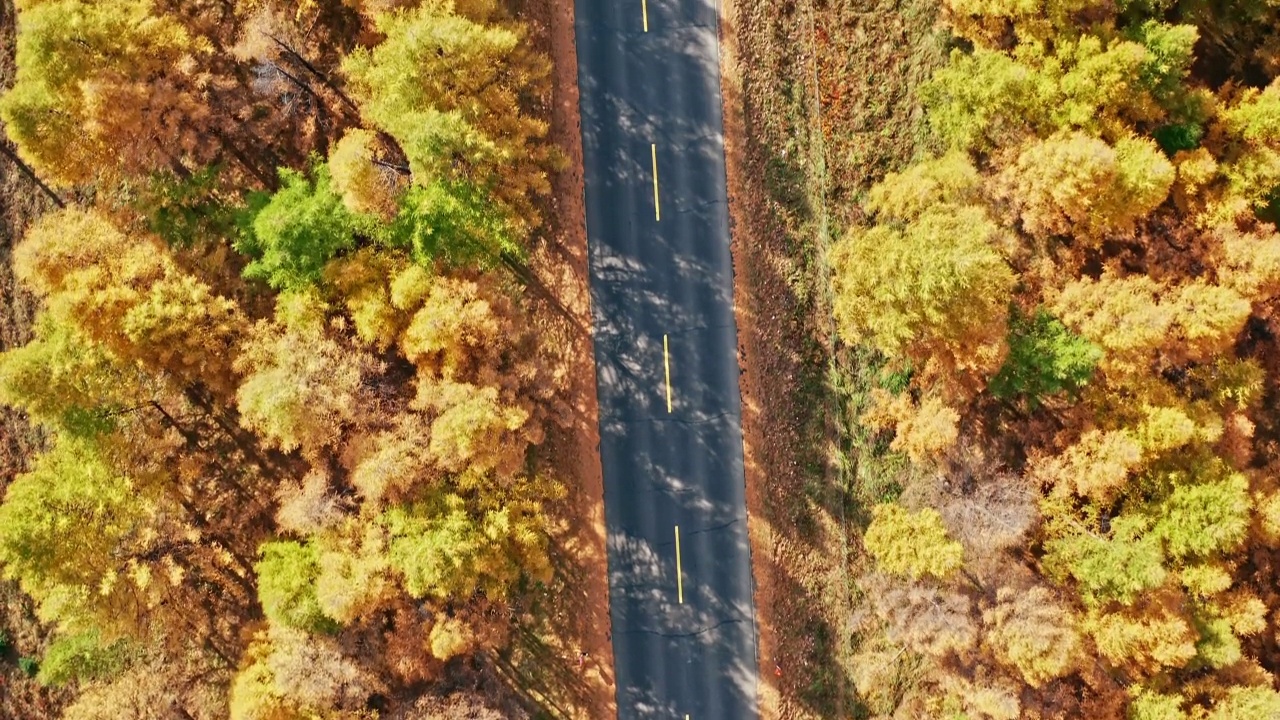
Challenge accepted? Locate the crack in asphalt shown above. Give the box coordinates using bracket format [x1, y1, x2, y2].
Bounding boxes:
[613, 516, 747, 541]
[684, 517, 742, 536]
[619, 617, 747, 639]
[602, 410, 735, 427]
[575, 21, 722, 35]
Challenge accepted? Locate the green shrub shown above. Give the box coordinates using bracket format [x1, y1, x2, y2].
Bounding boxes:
[36, 630, 134, 687]
[990, 307, 1101, 406]
[18, 656, 39, 677]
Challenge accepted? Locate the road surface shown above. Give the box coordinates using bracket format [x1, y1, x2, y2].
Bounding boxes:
[573, 0, 760, 717]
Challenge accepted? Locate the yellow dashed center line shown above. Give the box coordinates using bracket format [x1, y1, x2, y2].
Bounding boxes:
[664, 333, 672, 413]
[642, 0, 649, 31]
[675, 525, 684, 604]
[651, 143, 661, 222]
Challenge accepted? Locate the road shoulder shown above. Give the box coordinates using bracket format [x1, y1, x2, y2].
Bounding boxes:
[716, 0, 784, 716]
[503, 0, 617, 716]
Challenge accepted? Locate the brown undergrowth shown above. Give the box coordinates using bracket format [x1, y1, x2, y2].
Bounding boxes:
[718, 0, 947, 717]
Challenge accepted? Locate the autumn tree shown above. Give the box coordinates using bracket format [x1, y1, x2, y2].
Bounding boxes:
[341, 0, 558, 238]
[837, 0, 1280, 713]
[328, 129, 403, 218]
[234, 314, 382, 458]
[863, 504, 965, 580]
[0, 0, 576, 715]
[0, 0, 215, 185]
[995, 132, 1175, 241]
[229, 626, 383, 720]
[830, 205, 1015, 391]
[61, 653, 228, 720]
[982, 586, 1080, 686]
[14, 208, 247, 397]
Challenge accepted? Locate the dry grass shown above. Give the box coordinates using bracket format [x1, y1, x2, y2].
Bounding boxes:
[718, 0, 947, 717]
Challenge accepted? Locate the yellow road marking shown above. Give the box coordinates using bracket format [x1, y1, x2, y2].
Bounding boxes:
[651, 143, 661, 221]
[642, 0, 649, 31]
[675, 525, 684, 604]
[664, 334, 672, 413]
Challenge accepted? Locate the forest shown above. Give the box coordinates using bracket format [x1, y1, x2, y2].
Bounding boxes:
[0, 0, 573, 717]
[828, 0, 1280, 717]
[7, 0, 1280, 716]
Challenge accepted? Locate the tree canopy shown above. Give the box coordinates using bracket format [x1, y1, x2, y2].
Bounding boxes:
[0, 0, 567, 716]
[834, 0, 1280, 714]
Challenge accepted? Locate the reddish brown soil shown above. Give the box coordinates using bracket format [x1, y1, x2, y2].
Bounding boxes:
[500, 0, 617, 717]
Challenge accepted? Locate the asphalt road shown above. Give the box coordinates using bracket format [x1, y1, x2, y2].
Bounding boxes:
[573, 1, 760, 718]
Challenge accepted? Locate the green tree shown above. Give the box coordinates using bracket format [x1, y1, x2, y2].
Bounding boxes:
[1129, 689, 1188, 720]
[1200, 685, 1280, 720]
[1217, 79, 1280, 211]
[1043, 514, 1167, 605]
[922, 48, 1051, 152]
[383, 487, 553, 601]
[255, 541, 338, 634]
[237, 165, 367, 292]
[0, 318, 140, 437]
[386, 180, 519, 268]
[1148, 469, 1250, 560]
[923, 28, 1197, 152]
[0, 436, 156, 633]
[36, 630, 135, 687]
[989, 307, 1101, 405]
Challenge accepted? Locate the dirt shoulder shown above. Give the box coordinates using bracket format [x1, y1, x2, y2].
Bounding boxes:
[718, 0, 946, 717]
[497, 0, 617, 717]
[717, 1, 835, 715]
